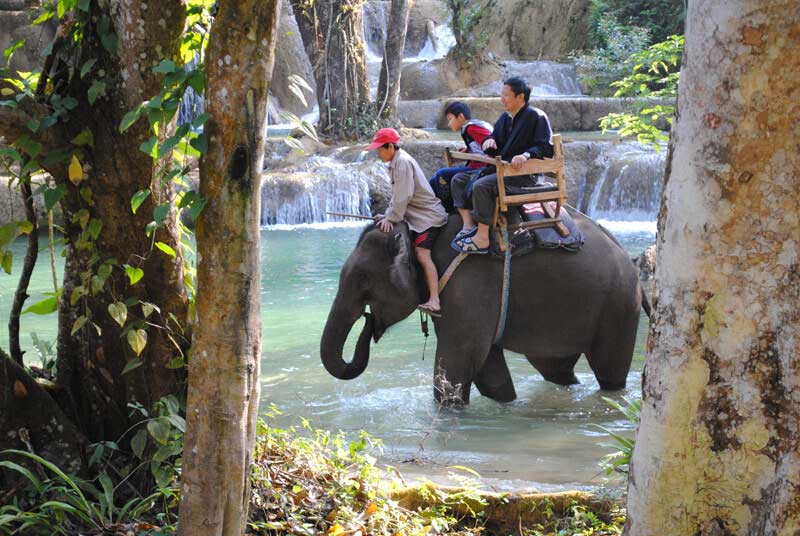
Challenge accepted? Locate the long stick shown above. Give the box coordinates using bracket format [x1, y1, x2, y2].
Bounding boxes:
[326, 211, 376, 221]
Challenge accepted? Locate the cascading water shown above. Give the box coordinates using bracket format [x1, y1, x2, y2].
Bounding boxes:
[583, 143, 666, 221]
[261, 156, 387, 226]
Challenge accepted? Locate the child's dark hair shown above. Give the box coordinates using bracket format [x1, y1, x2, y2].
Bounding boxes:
[444, 101, 472, 120]
[382, 142, 400, 150]
[503, 77, 531, 103]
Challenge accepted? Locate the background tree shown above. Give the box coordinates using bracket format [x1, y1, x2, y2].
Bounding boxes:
[0, 0, 198, 445]
[445, 0, 493, 66]
[375, 0, 411, 122]
[626, 1, 799, 534]
[178, 0, 280, 533]
[589, 0, 686, 46]
[289, 0, 372, 139]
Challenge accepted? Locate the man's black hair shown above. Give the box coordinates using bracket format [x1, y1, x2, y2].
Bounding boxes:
[444, 101, 472, 120]
[381, 142, 400, 150]
[503, 77, 531, 103]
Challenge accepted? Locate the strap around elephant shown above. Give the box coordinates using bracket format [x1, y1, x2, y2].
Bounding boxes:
[438, 252, 468, 294]
[493, 226, 512, 344]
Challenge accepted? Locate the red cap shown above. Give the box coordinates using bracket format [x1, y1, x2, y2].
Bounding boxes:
[367, 128, 401, 150]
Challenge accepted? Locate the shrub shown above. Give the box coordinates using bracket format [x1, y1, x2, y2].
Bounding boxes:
[590, 0, 686, 46]
[572, 15, 651, 96]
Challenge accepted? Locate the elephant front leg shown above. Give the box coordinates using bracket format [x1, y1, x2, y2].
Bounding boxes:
[474, 345, 516, 402]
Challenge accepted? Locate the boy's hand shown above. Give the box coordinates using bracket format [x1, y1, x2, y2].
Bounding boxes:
[378, 217, 394, 233]
[482, 139, 497, 151]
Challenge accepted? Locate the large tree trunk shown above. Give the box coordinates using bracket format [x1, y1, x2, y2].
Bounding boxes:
[625, 2, 800, 535]
[289, 0, 371, 138]
[376, 0, 411, 121]
[0, 2, 190, 443]
[178, 1, 280, 534]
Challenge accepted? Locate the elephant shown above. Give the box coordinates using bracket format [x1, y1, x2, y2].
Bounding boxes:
[320, 209, 646, 404]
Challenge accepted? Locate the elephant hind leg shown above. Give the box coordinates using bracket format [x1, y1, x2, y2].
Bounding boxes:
[525, 353, 581, 386]
[586, 325, 635, 390]
[474, 346, 517, 402]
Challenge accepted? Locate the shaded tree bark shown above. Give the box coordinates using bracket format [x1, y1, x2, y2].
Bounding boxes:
[0, 2, 190, 443]
[625, 1, 800, 534]
[289, 0, 371, 138]
[8, 180, 37, 366]
[376, 0, 411, 121]
[178, 1, 280, 534]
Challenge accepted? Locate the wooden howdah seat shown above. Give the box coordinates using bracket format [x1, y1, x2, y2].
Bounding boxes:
[444, 133, 569, 251]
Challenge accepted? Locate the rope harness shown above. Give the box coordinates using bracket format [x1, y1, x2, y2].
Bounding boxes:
[419, 238, 512, 350]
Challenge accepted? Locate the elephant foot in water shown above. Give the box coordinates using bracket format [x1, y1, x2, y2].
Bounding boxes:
[433, 346, 518, 404]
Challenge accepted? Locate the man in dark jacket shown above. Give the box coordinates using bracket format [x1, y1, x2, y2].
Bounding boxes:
[450, 77, 554, 254]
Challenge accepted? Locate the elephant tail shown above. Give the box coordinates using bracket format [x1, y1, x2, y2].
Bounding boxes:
[640, 285, 652, 318]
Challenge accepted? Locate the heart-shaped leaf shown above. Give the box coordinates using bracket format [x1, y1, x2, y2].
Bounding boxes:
[108, 302, 127, 327]
[127, 328, 147, 356]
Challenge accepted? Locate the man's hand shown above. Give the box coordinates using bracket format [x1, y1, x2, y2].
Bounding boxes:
[378, 217, 394, 233]
[511, 154, 528, 170]
[482, 138, 497, 151]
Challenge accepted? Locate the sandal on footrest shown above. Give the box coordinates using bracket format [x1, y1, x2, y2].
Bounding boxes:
[451, 235, 489, 255]
[454, 227, 477, 241]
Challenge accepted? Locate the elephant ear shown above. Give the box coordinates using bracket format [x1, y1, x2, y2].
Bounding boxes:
[388, 231, 412, 289]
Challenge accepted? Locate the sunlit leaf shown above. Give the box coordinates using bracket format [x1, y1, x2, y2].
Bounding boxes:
[127, 328, 147, 356]
[22, 296, 57, 315]
[155, 241, 176, 258]
[131, 189, 150, 214]
[124, 264, 144, 285]
[71, 315, 87, 336]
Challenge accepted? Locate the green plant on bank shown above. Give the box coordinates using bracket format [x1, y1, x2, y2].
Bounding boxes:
[589, 0, 686, 46]
[529, 500, 625, 536]
[593, 396, 641, 476]
[0, 395, 185, 535]
[445, 0, 495, 66]
[598, 34, 683, 150]
[572, 15, 651, 97]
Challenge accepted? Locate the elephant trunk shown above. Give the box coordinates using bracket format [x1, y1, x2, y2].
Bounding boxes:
[320, 309, 373, 380]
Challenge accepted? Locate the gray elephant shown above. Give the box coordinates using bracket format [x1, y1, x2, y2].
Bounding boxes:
[320, 210, 646, 404]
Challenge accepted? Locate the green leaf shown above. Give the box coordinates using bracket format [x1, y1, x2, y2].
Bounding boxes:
[80, 58, 96, 78]
[77, 0, 90, 11]
[18, 221, 33, 234]
[22, 296, 58, 315]
[119, 107, 142, 133]
[122, 358, 143, 375]
[87, 218, 102, 240]
[87, 80, 106, 105]
[42, 148, 69, 166]
[127, 328, 147, 356]
[1, 251, 12, 274]
[71, 315, 87, 335]
[189, 132, 208, 155]
[70, 285, 86, 305]
[168, 414, 186, 433]
[153, 60, 176, 74]
[130, 189, 150, 214]
[131, 429, 147, 459]
[154, 241, 176, 257]
[124, 264, 144, 285]
[153, 203, 170, 226]
[141, 302, 158, 318]
[3, 39, 24, 61]
[61, 96, 78, 111]
[191, 112, 209, 129]
[139, 136, 158, 159]
[108, 301, 127, 327]
[146, 417, 170, 445]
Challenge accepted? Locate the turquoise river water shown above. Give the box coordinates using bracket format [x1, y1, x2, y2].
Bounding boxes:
[0, 221, 655, 492]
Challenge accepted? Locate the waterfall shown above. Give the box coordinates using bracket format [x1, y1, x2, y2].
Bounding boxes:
[261, 156, 386, 226]
[583, 143, 666, 221]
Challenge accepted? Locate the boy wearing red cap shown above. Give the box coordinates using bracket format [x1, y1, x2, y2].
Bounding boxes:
[369, 128, 447, 316]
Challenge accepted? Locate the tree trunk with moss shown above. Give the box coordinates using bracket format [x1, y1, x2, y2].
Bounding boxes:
[289, 0, 371, 138]
[0, 3, 189, 444]
[177, 1, 279, 534]
[625, 1, 800, 534]
[376, 0, 410, 122]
